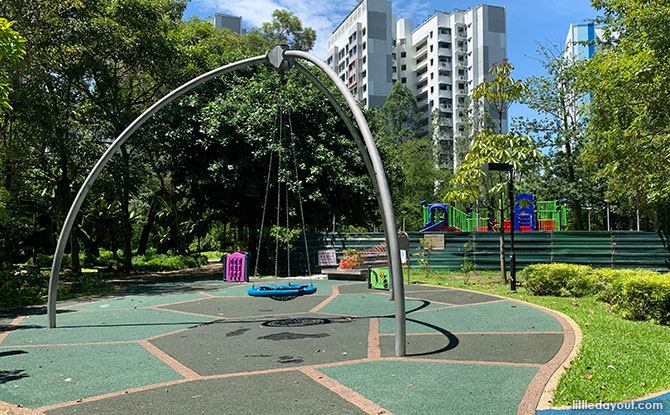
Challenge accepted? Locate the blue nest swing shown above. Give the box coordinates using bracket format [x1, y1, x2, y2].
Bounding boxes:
[248, 284, 317, 301]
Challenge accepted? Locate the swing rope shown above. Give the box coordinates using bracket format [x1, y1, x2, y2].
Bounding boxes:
[248, 72, 316, 300]
[287, 112, 312, 278]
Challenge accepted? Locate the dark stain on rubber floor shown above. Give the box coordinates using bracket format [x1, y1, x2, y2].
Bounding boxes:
[258, 332, 330, 341]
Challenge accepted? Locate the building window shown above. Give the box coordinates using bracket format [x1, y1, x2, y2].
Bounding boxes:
[362, 27, 366, 36]
[400, 39, 406, 45]
[392, 67, 396, 73]
[401, 64, 406, 71]
[392, 52, 396, 60]
[363, 84, 367, 92]
[400, 52, 406, 58]
[361, 70, 367, 79]
[430, 59, 433, 66]
[430, 86, 434, 93]
[362, 42, 366, 50]
[430, 45, 433, 52]
[430, 73, 434, 79]
[430, 31, 433, 38]
[362, 56, 366, 64]
[401, 77, 406, 83]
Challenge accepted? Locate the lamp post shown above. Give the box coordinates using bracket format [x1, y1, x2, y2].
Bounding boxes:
[401, 210, 407, 232]
[605, 199, 610, 231]
[482, 162, 516, 293]
[586, 206, 592, 231]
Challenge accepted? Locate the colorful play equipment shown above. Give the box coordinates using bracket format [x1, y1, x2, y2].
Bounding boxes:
[223, 252, 249, 282]
[370, 268, 390, 290]
[248, 284, 317, 301]
[420, 195, 567, 232]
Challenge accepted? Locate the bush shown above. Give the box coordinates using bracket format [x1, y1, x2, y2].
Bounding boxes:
[521, 263, 596, 297]
[616, 271, 670, 324]
[522, 263, 670, 326]
[132, 254, 208, 272]
[0, 268, 48, 309]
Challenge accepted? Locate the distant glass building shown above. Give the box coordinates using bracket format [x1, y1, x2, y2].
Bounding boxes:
[565, 23, 602, 60]
[209, 13, 245, 35]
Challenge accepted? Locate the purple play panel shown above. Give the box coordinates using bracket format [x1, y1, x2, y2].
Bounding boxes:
[224, 252, 248, 282]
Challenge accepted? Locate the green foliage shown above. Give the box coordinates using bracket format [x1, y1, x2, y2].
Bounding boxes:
[381, 82, 423, 141]
[0, 268, 46, 309]
[521, 263, 596, 297]
[258, 9, 316, 51]
[581, 0, 670, 223]
[472, 59, 525, 133]
[615, 271, 670, 324]
[132, 253, 208, 272]
[522, 263, 670, 325]
[0, 17, 25, 112]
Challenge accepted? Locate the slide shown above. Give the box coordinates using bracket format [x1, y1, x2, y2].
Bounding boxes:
[420, 220, 448, 232]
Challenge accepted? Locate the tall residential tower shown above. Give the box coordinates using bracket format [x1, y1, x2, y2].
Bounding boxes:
[327, 2, 507, 169]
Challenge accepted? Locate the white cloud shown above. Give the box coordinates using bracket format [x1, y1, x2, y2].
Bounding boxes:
[202, 0, 360, 59]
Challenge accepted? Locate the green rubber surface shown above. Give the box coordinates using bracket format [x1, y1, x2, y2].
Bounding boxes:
[158, 295, 330, 318]
[404, 288, 503, 305]
[149, 313, 369, 376]
[379, 332, 564, 364]
[318, 360, 538, 415]
[70, 292, 210, 311]
[0, 343, 182, 408]
[316, 292, 444, 317]
[2, 309, 214, 345]
[378, 300, 563, 334]
[44, 371, 365, 415]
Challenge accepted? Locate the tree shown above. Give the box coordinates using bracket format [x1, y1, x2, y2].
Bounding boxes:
[580, 0, 670, 231]
[0, 18, 25, 112]
[445, 61, 543, 282]
[519, 43, 599, 230]
[259, 9, 316, 52]
[381, 82, 423, 142]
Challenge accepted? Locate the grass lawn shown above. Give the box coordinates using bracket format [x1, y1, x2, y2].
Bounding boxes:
[411, 270, 670, 405]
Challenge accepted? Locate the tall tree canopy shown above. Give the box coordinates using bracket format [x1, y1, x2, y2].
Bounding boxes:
[581, 0, 670, 228]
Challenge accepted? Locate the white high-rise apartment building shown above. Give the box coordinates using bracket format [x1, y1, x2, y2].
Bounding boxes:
[328, 2, 507, 169]
[394, 6, 507, 168]
[327, 0, 394, 107]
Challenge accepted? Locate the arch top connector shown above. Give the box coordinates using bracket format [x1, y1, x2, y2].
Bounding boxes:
[267, 45, 295, 72]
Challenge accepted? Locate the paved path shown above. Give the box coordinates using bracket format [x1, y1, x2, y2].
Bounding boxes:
[0, 277, 578, 415]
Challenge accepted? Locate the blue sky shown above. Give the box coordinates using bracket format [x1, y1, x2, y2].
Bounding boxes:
[183, 0, 600, 120]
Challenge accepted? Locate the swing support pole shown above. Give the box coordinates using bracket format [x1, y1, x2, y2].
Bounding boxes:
[47, 46, 406, 357]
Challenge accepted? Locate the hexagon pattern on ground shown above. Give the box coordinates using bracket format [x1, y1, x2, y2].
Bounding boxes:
[378, 299, 563, 334]
[318, 360, 539, 415]
[43, 371, 366, 415]
[149, 313, 369, 376]
[1, 308, 215, 345]
[0, 279, 572, 414]
[0, 343, 183, 408]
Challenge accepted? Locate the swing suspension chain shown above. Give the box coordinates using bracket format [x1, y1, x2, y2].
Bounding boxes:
[253, 99, 281, 280]
[274, 108, 283, 280]
[287, 113, 312, 278]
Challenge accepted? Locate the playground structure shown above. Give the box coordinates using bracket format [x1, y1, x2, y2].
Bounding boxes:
[46, 46, 407, 357]
[420, 194, 568, 233]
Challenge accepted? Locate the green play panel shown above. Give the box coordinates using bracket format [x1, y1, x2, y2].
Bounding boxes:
[149, 313, 369, 376]
[378, 300, 563, 334]
[315, 292, 444, 317]
[44, 371, 366, 415]
[0, 343, 182, 408]
[318, 360, 538, 415]
[157, 295, 330, 318]
[379, 332, 564, 364]
[1, 309, 215, 345]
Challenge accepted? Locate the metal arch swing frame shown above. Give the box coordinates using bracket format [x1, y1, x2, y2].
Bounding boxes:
[46, 45, 406, 357]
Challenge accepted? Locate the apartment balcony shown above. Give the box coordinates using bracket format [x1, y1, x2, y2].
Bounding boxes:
[415, 73, 428, 88]
[438, 32, 451, 42]
[416, 89, 428, 101]
[438, 89, 453, 98]
[439, 74, 452, 83]
[415, 61, 428, 77]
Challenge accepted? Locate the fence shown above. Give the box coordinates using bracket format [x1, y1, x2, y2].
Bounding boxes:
[279, 231, 670, 274]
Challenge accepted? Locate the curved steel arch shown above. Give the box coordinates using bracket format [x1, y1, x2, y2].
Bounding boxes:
[47, 46, 405, 356]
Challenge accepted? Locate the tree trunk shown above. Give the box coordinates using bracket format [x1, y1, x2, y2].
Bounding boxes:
[564, 122, 584, 230]
[137, 195, 158, 255]
[119, 146, 132, 275]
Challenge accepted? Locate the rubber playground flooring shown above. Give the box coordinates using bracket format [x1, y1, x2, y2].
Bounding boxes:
[0, 278, 578, 415]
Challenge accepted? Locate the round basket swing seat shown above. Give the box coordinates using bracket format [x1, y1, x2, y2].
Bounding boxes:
[248, 284, 317, 301]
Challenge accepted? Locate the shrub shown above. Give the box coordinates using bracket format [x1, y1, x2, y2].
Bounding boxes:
[338, 249, 364, 270]
[0, 268, 48, 309]
[521, 263, 596, 297]
[616, 271, 670, 324]
[132, 254, 208, 272]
